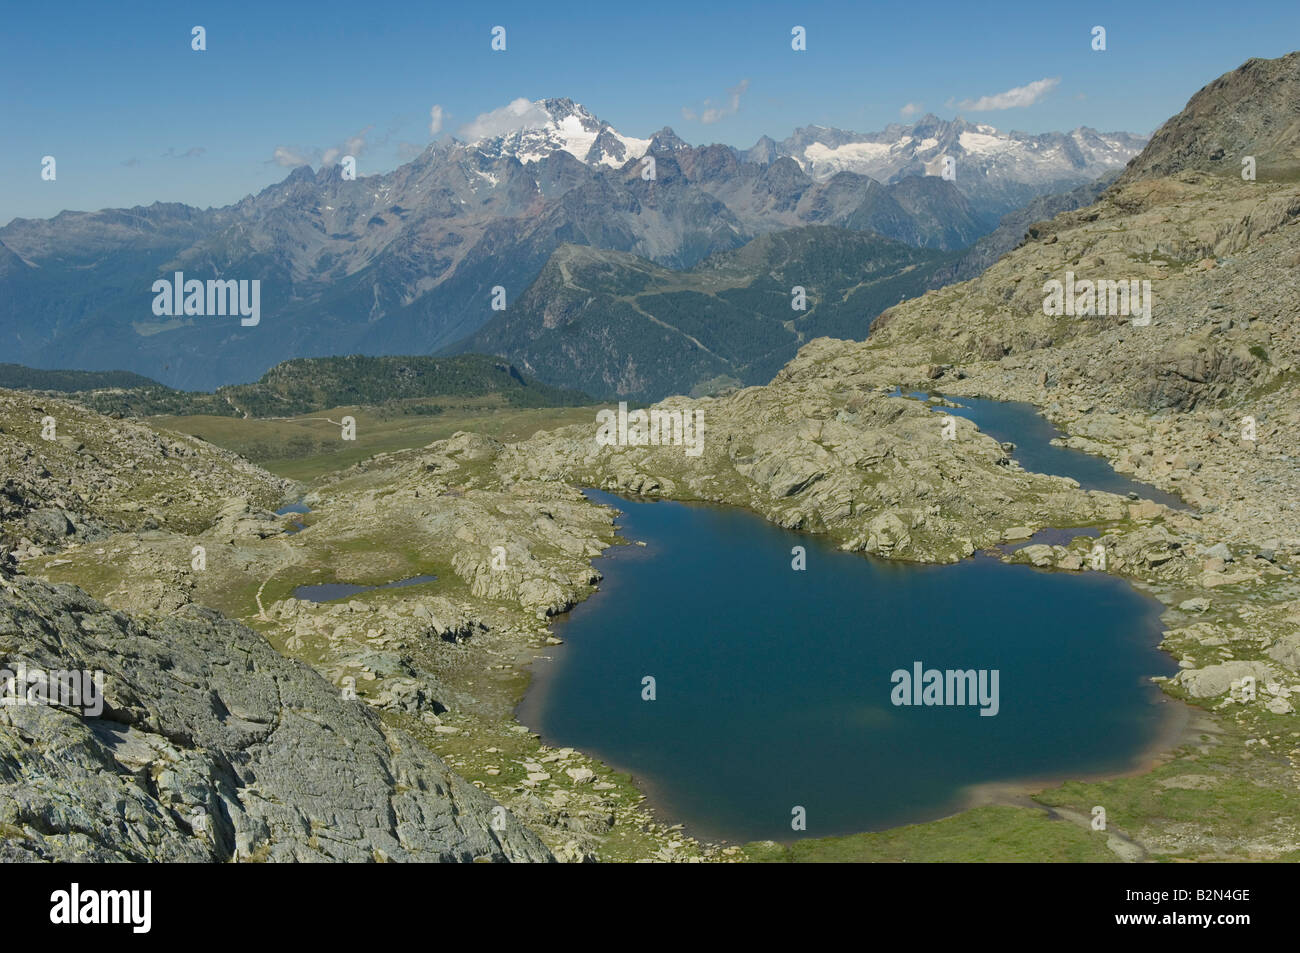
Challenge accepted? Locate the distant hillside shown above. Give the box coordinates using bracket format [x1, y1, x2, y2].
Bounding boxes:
[927, 173, 1119, 287]
[1118, 51, 1300, 183]
[0, 354, 591, 419]
[447, 226, 955, 401]
[217, 354, 593, 418]
[0, 363, 164, 392]
[0, 364, 234, 417]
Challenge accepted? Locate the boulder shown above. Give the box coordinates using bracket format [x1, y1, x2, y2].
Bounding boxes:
[1177, 661, 1274, 699]
[867, 511, 910, 554]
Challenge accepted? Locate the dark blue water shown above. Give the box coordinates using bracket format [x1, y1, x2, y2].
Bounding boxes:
[893, 390, 1187, 509]
[276, 500, 311, 535]
[520, 490, 1175, 843]
[293, 575, 437, 602]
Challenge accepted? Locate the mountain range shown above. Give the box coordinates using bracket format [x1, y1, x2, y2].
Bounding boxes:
[0, 100, 1145, 391]
[450, 226, 954, 400]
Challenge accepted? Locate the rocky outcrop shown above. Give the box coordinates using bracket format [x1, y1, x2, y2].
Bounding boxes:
[497, 389, 1119, 565]
[1118, 51, 1300, 183]
[0, 571, 551, 862]
[0, 387, 291, 555]
[1175, 660, 1276, 699]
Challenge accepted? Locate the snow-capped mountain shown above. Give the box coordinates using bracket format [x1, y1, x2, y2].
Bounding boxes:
[466, 101, 1143, 219]
[471, 98, 650, 168]
[776, 114, 1144, 184]
[0, 98, 1147, 390]
[469, 100, 1142, 191]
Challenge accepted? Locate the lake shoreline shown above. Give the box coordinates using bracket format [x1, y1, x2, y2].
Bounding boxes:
[516, 488, 1186, 848]
[956, 689, 1199, 815]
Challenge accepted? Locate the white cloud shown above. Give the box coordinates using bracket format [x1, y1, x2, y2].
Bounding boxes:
[682, 79, 750, 124]
[272, 145, 312, 167]
[322, 127, 371, 166]
[900, 102, 923, 119]
[429, 104, 444, 136]
[953, 77, 1060, 111]
[458, 98, 549, 140]
[273, 126, 373, 168]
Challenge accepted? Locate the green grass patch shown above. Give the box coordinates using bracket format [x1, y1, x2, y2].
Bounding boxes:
[745, 805, 1119, 862]
[153, 402, 604, 481]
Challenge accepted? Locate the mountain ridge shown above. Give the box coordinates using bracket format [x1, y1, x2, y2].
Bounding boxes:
[0, 100, 1145, 391]
[1117, 51, 1300, 184]
[0, 354, 591, 419]
[447, 225, 956, 400]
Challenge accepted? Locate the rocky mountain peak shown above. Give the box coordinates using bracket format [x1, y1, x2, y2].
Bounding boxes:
[470, 98, 651, 169]
[283, 164, 316, 184]
[1118, 50, 1300, 184]
[648, 126, 691, 152]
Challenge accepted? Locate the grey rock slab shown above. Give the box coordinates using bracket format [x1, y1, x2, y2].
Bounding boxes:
[0, 572, 552, 863]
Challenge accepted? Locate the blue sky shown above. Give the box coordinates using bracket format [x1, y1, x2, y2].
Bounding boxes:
[2, 0, 1297, 223]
